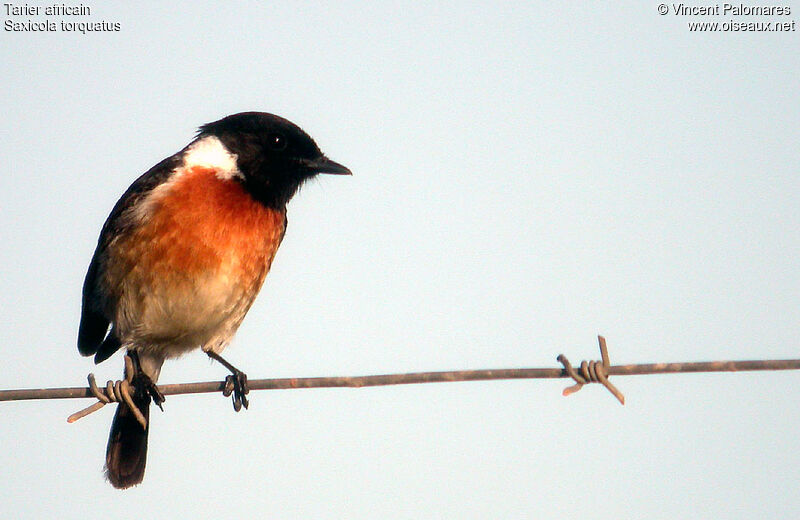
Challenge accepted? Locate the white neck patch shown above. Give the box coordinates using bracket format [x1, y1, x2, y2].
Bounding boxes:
[182, 136, 242, 180]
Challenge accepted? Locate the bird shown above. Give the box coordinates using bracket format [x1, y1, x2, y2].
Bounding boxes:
[77, 112, 350, 489]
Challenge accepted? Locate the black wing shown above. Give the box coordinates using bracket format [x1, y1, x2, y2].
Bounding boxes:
[77, 153, 183, 361]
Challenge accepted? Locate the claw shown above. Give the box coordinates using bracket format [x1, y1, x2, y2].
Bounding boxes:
[223, 377, 235, 397]
[149, 386, 166, 411]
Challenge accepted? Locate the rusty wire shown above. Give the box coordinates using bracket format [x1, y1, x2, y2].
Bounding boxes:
[0, 336, 798, 422]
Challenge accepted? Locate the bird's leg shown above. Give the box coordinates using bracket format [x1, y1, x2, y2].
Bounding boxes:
[127, 350, 165, 411]
[206, 351, 249, 411]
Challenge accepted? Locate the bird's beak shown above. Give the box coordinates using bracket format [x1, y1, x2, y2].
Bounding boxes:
[303, 156, 352, 176]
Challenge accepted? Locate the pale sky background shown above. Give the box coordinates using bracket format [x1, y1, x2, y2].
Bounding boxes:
[1, 2, 798, 518]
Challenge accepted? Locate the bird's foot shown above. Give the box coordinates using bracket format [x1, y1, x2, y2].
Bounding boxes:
[131, 370, 166, 411]
[127, 351, 165, 411]
[206, 351, 250, 412]
[223, 369, 249, 412]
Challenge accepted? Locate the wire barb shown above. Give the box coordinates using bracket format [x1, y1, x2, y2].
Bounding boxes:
[66, 355, 148, 428]
[557, 335, 625, 405]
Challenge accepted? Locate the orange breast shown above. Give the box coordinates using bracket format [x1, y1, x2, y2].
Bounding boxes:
[107, 166, 286, 305]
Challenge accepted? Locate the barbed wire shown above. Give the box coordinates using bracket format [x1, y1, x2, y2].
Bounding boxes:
[1, 336, 799, 425]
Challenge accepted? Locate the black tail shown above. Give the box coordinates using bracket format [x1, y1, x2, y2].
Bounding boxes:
[105, 389, 151, 489]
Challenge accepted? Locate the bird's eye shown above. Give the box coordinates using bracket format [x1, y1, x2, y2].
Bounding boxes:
[268, 133, 287, 151]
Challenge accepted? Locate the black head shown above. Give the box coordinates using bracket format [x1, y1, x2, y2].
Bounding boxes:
[197, 112, 350, 208]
